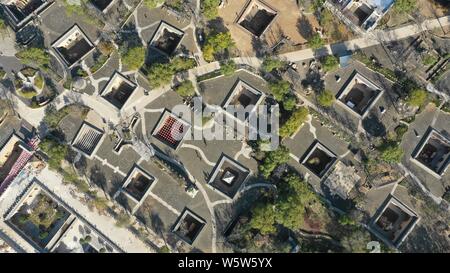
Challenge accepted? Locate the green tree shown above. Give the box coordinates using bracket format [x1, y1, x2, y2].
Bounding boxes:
[16, 48, 50, 69]
[201, 0, 221, 19]
[203, 32, 235, 62]
[393, 0, 416, 14]
[283, 94, 297, 111]
[262, 58, 285, 73]
[308, 33, 325, 50]
[143, 0, 164, 9]
[340, 228, 371, 253]
[220, 60, 236, 76]
[269, 80, 290, 101]
[321, 55, 339, 72]
[316, 90, 335, 107]
[249, 203, 277, 235]
[174, 80, 195, 97]
[146, 57, 196, 88]
[405, 88, 427, 107]
[259, 146, 291, 178]
[121, 46, 145, 70]
[39, 138, 69, 170]
[379, 142, 404, 164]
[279, 107, 309, 138]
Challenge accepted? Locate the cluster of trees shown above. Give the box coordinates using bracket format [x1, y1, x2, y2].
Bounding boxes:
[39, 137, 69, 170]
[259, 145, 291, 178]
[269, 80, 297, 111]
[146, 57, 196, 88]
[321, 55, 339, 73]
[405, 88, 427, 108]
[316, 89, 335, 108]
[220, 60, 237, 76]
[203, 31, 235, 62]
[279, 107, 309, 138]
[121, 46, 146, 71]
[261, 58, 286, 73]
[249, 173, 322, 234]
[16, 48, 50, 70]
[201, 0, 221, 20]
[393, 0, 416, 14]
[308, 34, 325, 50]
[174, 80, 195, 97]
[378, 141, 404, 164]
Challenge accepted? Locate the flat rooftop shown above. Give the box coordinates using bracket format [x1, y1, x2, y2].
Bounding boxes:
[237, 0, 278, 37]
[152, 110, 191, 150]
[369, 195, 419, 248]
[208, 154, 251, 199]
[149, 21, 184, 55]
[413, 128, 450, 177]
[172, 208, 206, 245]
[301, 141, 337, 179]
[100, 71, 137, 110]
[72, 122, 104, 158]
[337, 71, 383, 117]
[52, 24, 95, 68]
[2, 0, 50, 27]
[0, 133, 29, 185]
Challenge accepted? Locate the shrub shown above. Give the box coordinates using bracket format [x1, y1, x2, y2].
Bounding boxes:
[393, 0, 416, 14]
[308, 33, 325, 50]
[321, 55, 339, 72]
[316, 90, 335, 107]
[283, 94, 297, 111]
[279, 107, 309, 138]
[269, 80, 290, 101]
[379, 142, 404, 164]
[259, 145, 291, 178]
[174, 80, 195, 97]
[405, 88, 427, 107]
[262, 58, 285, 73]
[121, 46, 145, 70]
[202, 32, 234, 62]
[220, 60, 236, 76]
[201, 0, 221, 19]
[16, 48, 50, 69]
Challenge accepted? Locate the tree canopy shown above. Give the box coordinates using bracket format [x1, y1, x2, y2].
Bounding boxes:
[259, 145, 291, 178]
[203, 32, 235, 62]
[174, 80, 195, 97]
[393, 0, 417, 14]
[321, 55, 339, 72]
[405, 88, 427, 107]
[262, 58, 285, 73]
[16, 48, 50, 69]
[121, 46, 145, 70]
[316, 90, 335, 107]
[201, 0, 221, 19]
[379, 142, 404, 164]
[279, 107, 309, 138]
[308, 33, 325, 50]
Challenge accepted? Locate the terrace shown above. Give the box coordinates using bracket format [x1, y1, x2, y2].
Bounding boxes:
[149, 21, 185, 56]
[336, 72, 383, 117]
[412, 128, 450, 177]
[8, 186, 72, 251]
[301, 141, 337, 179]
[72, 122, 104, 158]
[172, 208, 206, 245]
[222, 80, 265, 121]
[208, 154, 251, 199]
[237, 0, 278, 38]
[52, 25, 95, 68]
[330, 0, 395, 32]
[369, 195, 419, 248]
[51, 218, 120, 253]
[100, 71, 137, 110]
[121, 166, 156, 203]
[152, 110, 191, 150]
[2, 0, 51, 29]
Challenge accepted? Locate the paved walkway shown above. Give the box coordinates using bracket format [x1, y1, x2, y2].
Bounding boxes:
[35, 167, 157, 253]
[280, 15, 450, 62]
